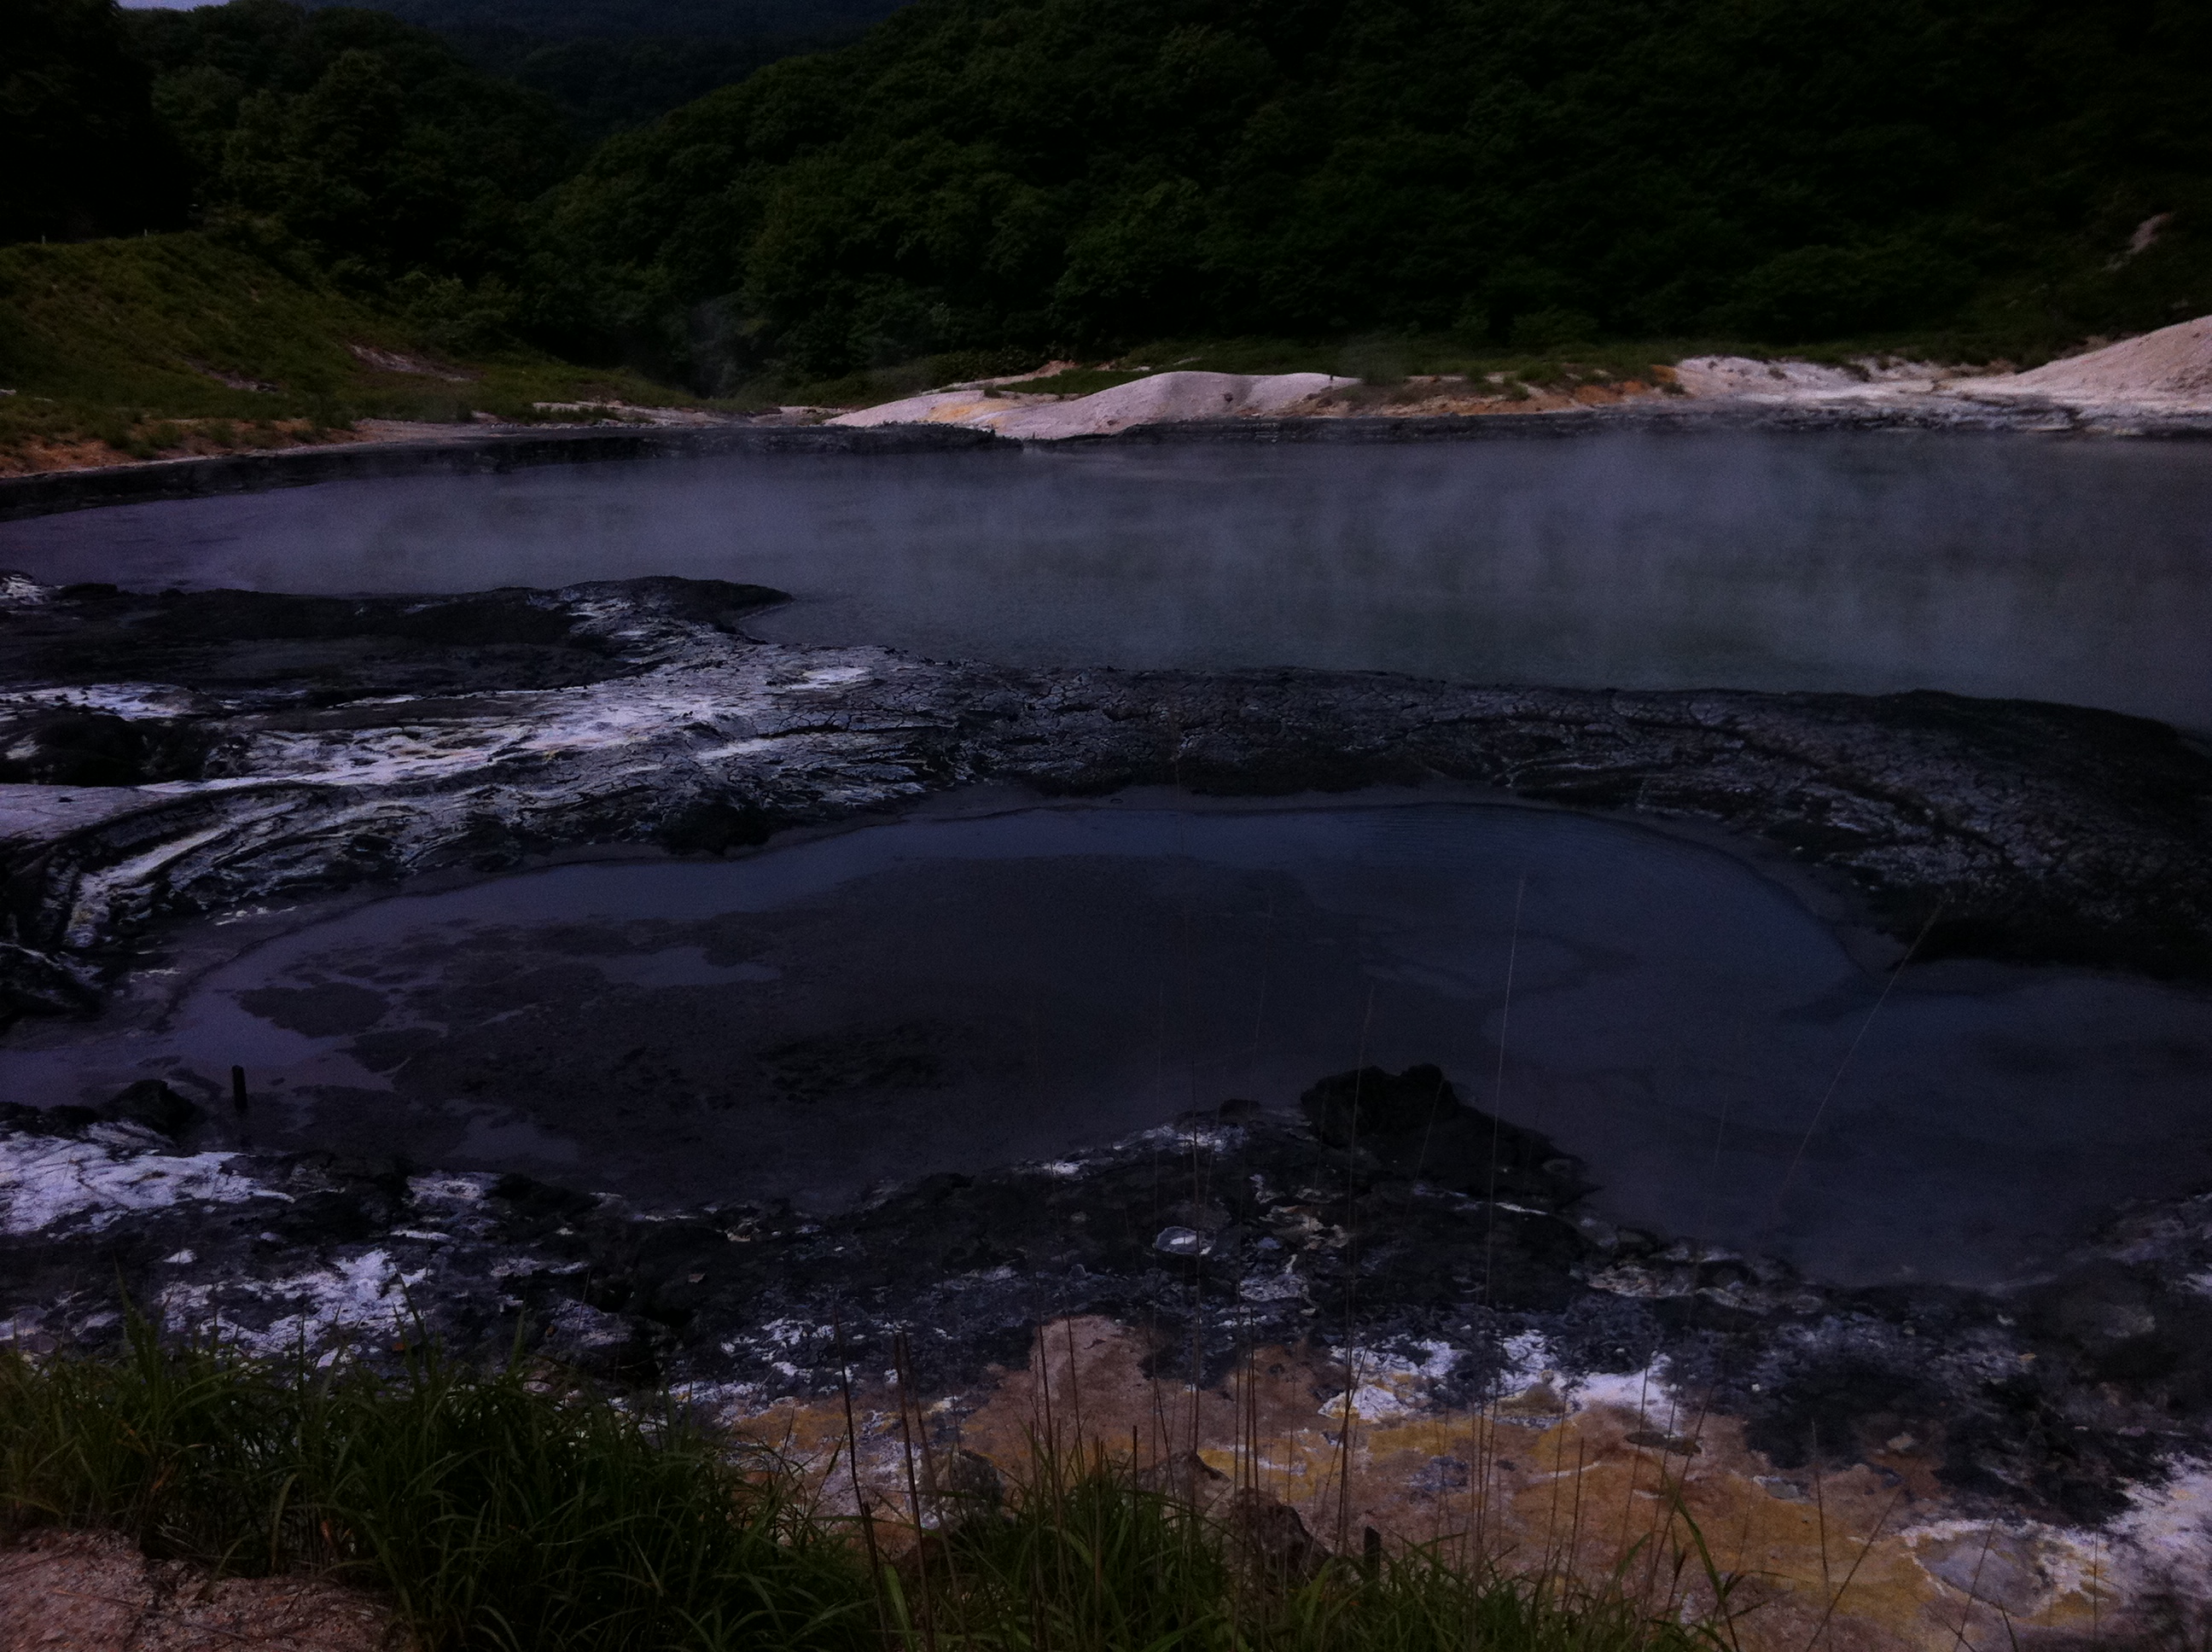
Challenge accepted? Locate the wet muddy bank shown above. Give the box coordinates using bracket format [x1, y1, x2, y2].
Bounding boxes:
[6, 1062, 2210, 1527]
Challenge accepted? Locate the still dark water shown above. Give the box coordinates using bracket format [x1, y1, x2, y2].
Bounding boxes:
[3, 432, 2209, 726]
[5, 801, 2209, 1288]
[5, 433, 2209, 1287]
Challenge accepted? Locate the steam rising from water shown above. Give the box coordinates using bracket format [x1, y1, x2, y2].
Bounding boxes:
[3, 432, 2208, 726]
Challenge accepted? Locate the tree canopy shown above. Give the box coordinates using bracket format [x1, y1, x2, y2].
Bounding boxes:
[6, 0, 2208, 388]
[3, 0, 189, 243]
[130, 0, 573, 291]
[300, 0, 915, 141]
[539, 0, 2210, 380]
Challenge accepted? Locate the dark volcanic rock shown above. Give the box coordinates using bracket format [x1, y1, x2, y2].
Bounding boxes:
[8, 1062, 2212, 1540]
[0, 939, 97, 1021]
[1299, 1065, 1592, 1207]
[1, 575, 2208, 1032]
[98, 1079, 203, 1140]
[0, 576, 789, 714]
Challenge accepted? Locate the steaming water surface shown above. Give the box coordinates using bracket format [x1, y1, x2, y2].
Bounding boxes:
[3, 432, 2209, 725]
[3, 802, 2208, 1288]
[5, 434, 2209, 1284]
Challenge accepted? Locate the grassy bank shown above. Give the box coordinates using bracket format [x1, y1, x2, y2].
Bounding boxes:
[0, 233, 718, 473]
[0, 1329, 1726, 1652]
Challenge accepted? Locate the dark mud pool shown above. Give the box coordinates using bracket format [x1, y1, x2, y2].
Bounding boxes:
[6, 800, 2209, 1289]
[3, 432, 2210, 727]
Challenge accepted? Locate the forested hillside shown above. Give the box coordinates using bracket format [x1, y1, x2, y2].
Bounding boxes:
[3, 0, 188, 242]
[6, 0, 2210, 407]
[300, 0, 914, 138]
[128, 1, 573, 317]
[541, 0, 2211, 381]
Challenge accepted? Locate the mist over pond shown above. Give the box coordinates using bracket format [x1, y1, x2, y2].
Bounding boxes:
[3, 430, 2209, 1299]
[3, 430, 2209, 728]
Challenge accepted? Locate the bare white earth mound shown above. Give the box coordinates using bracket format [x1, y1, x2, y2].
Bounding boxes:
[820, 317, 2212, 435]
[1675, 314, 2212, 417]
[827, 369, 1352, 438]
[1973, 314, 2212, 403]
[1670, 356, 1948, 398]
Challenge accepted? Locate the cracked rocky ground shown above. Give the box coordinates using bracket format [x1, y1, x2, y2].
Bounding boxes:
[3, 573, 2211, 1644]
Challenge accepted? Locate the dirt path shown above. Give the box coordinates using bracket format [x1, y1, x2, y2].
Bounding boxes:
[0, 1531, 396, 1652]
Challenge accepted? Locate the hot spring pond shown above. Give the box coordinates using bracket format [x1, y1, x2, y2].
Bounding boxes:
[4, 431, 2210, 727]
[7, 799, 2209, 1289]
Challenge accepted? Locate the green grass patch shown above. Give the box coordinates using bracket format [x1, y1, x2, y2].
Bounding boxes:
[1, 1328, 1735, 1652]
[984, 367, 1153, 398]
[769, 348, 1051, 410]
[1109, 329, 2058, 387]
[0, 232, 716, 468]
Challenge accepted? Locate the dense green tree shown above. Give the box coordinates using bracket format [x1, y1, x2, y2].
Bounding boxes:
[302, 0, 916, 139]
[127, 0, 575, 302]
[12, 0, 2207, 381]
[316, 0, 905, 41]
[539, 0, 2211, 381]
[2, 0, 189, 243]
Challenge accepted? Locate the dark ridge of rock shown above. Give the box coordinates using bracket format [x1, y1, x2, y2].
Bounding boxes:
[0, 939, 98, 1021]
[1298, 1065, 1592, 1208]
[0, 575, 791, 713]
[0, 707, 213, 788]
[1301, 1063, 1465, 1143]
[0, 576, 2208, 1033]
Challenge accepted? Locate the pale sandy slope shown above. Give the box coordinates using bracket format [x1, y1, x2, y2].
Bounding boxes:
[1970, 314, 2212, 404]
[827, 370, 1350, 437]
[824, 315, 2212, 433]
[1675, 313, 2212, 414]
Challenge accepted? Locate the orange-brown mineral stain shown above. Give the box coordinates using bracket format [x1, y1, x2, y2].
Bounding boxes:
[723, 1317, 2115, 1650]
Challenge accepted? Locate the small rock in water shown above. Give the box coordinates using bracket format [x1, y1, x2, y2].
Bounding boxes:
[98, 1080, 203, 1140]
[1154, 1225, 1213, 1256]
[1623, 1428, 1702, 1456]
